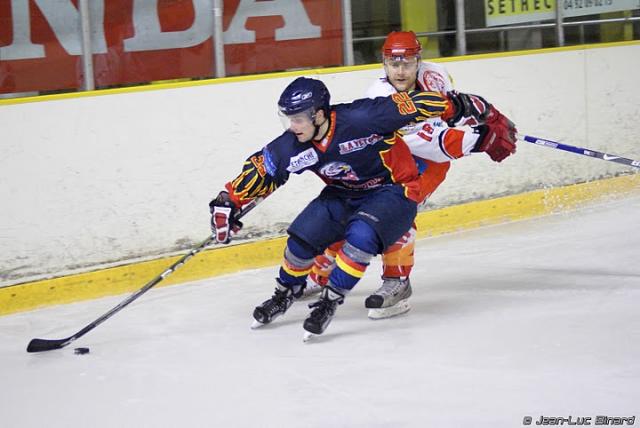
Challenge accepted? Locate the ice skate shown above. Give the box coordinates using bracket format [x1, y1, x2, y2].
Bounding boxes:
[302, 286, 344, 341]
[251, 280, 299, 328]
[364, 277, 412, 319]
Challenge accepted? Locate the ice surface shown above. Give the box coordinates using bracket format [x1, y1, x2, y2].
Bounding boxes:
[1, 195, 639, 428]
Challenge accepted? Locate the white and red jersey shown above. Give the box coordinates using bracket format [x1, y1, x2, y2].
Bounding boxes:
[366, 61, 480, 163]
[366, 61, 454, 97]
[364, 61, 481, 202]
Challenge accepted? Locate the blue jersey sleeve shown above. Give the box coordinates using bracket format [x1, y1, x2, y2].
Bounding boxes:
[224, 133, 293, 207]
[336, 92, 450, 136]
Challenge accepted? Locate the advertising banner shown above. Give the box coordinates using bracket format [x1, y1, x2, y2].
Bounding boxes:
[0, 0, 343, 94]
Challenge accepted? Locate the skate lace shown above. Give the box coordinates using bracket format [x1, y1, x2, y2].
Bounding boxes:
[273, 288, 289, 300]
[309, 297, 344, 320]
[265, 288, 291, 314]
[378, 279, 404, 297]
[307, 299, 334, 320]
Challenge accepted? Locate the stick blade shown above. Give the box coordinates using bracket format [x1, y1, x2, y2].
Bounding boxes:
[26, 337, 71, 353]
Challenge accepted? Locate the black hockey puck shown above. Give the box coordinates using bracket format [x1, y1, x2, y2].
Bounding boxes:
[74, 347, 90, 355]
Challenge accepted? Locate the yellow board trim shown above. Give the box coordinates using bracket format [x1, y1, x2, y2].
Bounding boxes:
[1, 40, 638, 107]
[0, 236, 286, 316]
[415, 173, 639, 239]
[1, 174, 638, 316]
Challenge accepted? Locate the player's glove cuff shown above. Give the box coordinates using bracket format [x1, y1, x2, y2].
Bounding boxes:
[209, 191, 241, 244]
[446, 91, 492, 127]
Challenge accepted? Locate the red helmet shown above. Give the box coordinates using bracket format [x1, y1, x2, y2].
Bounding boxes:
[382, 31, 422, 58]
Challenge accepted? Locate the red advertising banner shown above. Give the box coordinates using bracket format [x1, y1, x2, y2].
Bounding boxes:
[0, 0, 343, 94]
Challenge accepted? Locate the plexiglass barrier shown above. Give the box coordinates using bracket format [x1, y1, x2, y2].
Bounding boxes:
[1, 0, 639, 98]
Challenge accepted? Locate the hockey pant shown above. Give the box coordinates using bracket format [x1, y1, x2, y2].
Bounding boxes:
[309, 159, 450, 284]
[278, 186, 417, 293]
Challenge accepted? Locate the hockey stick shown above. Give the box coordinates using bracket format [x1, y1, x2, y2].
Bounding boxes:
[26, 198, 261, 353]
[519, 134, 640, 169]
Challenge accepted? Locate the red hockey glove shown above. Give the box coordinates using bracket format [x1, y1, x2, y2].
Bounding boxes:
[209, 191, 243, 244]
[472, 114, 518, 162]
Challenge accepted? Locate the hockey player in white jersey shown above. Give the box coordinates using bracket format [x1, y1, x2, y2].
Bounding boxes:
[307, 31, 516, 319]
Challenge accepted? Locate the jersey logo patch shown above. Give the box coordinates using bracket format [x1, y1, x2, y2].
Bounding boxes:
[319, 162, 360, 181]
[421, 71, 447, 92]
[338, 134, 383, 154]
[287, 148, 319, 173]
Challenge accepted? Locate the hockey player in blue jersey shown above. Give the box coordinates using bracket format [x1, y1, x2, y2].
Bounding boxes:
[209, 77, 516, 340]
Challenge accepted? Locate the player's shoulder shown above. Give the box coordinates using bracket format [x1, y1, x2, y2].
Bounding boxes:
[264, 132, 300, 162]
[334, 97, 389, 120]
[265, 131, 298, 151]
[417, 61, 454, 92]
[420, 61, 449, 74]
[264, 132, 317, 175]
[365, 70, 396, 99]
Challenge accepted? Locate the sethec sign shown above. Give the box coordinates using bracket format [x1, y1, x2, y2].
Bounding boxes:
[0, 0, 343, 94]
[484, 0, 640, 27]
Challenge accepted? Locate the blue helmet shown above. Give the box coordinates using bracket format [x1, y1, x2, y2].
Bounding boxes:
[278, 77, 331, 117]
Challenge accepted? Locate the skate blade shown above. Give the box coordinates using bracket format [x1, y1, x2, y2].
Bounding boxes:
[303, 331, 315, 343]
[367, 299, 410, 320]
[250, 319, 266, 329]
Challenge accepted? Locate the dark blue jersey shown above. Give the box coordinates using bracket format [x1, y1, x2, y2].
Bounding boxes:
[224, 92, 451, 206]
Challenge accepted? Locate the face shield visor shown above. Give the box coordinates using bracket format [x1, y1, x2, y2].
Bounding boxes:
[383, 55, 420, 72]
[278, 106, 317, 132]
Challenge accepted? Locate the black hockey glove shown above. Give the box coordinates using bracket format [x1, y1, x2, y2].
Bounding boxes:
[209, 191, 243, 244]
[446, 91, 500, 127]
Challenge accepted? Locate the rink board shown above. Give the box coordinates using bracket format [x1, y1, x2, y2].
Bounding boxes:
[1, 173, 638, 316]
[2, 41, 639, 287]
